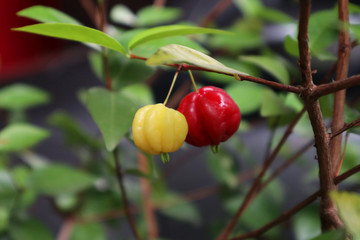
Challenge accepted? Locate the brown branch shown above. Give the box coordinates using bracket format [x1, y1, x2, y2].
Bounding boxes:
[298, 0, 342, 231]
[138, 152, 158, 240]
[216, 107, 306, 240]
[199, 0, 233, 27]
[331, 118, 360, 139]
[113, 148, 142, 240]
[312, 74, 360, 98]
[130, 54, 301, 94]
[298, 0, 312, 87]
[230, 163, 360, 240]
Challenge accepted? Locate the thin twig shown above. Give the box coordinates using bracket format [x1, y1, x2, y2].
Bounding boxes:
[331, 118, 360, 140]
[113, 148, 142, 240]
[138, 152, 158, 240]
[259, 139, 314, 191]
[130, 54, 302, 94]
[216, 107, 306, 240]
[330, 0, 351, 176]
[57, 216, 76, 240]
[153, 0, 167, 7]
[199, 0, 233, 27]
[230, 163, 360, 240]
[335, 133, 350, 176]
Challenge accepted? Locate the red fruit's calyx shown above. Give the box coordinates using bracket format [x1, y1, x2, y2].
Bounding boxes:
[177, 86, 241, 147]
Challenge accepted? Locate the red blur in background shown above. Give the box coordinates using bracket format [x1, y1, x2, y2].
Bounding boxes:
[0, 1, 62, 80]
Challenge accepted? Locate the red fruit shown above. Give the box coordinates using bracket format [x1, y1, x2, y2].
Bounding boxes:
[177, 86, 241, 147]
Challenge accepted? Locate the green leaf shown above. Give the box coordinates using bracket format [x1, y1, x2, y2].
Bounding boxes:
[0, 123, 49, 152]
[131, 35, 209, 58]
[330, 191, 360, 238]
[233, 0, 264, 18]
[309, 229, 346, 240]
[70, 223, 106, 240]
[260, 90, 294, 117]
[136, 6, 181, 27]
[9, 219, 53, 240]
[146, 44, 248, 76]
[13, 23, 127, 55]
[124, 169, 150, 179]
[30, 164, 95, 196]
[88, 51, 155, 89]
[239, 55, 290, 84]
[48, 111, 100, 149]
[351, 24, 360, 41]
[0, 170, 17, 210]
[208, 19, 263, 53]
[110, 4, 137, 27]
[349, 3, 360, 14]
[206, 148, 238, 188]
[154, 192, 201, 226]
[294, 204, 321, 240]
[122, 84, 154, 107]
[128, 25, 229, 50]
[17, 5, 81, 24]
[225, 81, 267, 115]
[85, 87, 138, 151]
[284, 35, 299, 57]
[0, 207, 9, 231]
[257, 8, 294, 23]
[0, 83, 50, 110]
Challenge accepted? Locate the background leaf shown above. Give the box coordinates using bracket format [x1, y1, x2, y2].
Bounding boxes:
[110, 4, 137, 27]
[70, 223, 106, 240]
[13, 23, 127, 55]
[239, 55, 290, 84]
[225, 81, 267, 115]
[330, 191, 360, 238]
[136, 6, 181, 27]
[85, 87, 138, 151]
[17, 5, 81, 24]
[0, 123, 49, 152]
[9, 219, 53, 240]
[31, 164, 95, 196]
[128, 25, 229, 50]
[0, 83, 50, 111]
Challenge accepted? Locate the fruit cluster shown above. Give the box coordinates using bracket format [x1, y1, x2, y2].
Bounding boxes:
[132, 85, 241, 157]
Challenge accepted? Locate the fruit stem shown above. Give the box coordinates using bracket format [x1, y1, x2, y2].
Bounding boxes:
[188, 70, 198, 92]
[211, 145, 220, 154]
[161, 153, 170, 163]
[163, 65, 182, 106]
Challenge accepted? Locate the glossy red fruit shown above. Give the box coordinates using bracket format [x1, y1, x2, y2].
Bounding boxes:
[177, 86, 241, 147]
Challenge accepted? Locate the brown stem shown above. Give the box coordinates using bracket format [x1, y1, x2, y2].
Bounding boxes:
[230, 163, 360, 240]
[331, 118, 360, 139]
[57, 216, 76, 240]
[199, 0, 233, 27]
[298, 0, 342, 231]
[312, 74, 360, 98]
[153, 0, 167, 7]
[138, 152, 158, 240]
[113, 149, 142, 240]
[216, 107, 306, 240]
[330, 0, 351, 177]
[130, 54, 301, 94]
[80, 0, 101, 28]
